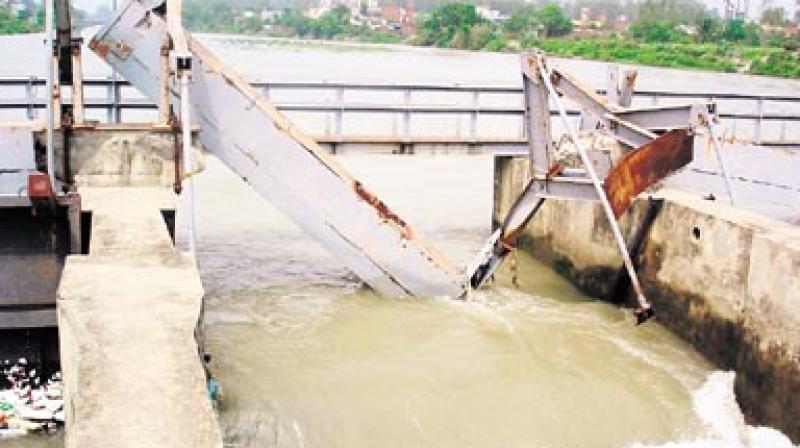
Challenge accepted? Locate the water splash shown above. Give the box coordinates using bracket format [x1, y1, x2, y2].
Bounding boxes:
[631, 371, 795, 448]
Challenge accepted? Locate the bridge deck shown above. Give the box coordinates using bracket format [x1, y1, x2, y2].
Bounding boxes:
[57, 188, 222, 448]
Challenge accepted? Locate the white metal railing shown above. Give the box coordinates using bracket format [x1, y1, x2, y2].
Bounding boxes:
[0, 77, 798, 146]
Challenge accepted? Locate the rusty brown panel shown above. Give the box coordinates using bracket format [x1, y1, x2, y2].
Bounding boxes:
[603, 129, 693, 218]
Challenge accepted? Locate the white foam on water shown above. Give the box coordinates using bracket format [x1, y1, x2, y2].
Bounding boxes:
[630, 371, 796, 448]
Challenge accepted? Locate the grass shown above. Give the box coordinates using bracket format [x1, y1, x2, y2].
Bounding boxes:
[520, 37, 799, 78]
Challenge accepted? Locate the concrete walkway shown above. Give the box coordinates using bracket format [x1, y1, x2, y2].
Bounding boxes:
[57, 188, 222, 448]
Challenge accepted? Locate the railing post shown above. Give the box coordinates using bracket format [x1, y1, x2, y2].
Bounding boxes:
[780, 109, 787, 142]
[26, 76, 35, 120]
[470, 90, 479, 142]
[335, 86, 344, 141]
[402, 88, 411, 142]
[755, 97, 763, 144]
[106, 76, 115, 123]
[114, 80, 122, 124]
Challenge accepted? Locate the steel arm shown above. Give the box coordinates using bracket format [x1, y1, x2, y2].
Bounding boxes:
[91, 1, 466, 299]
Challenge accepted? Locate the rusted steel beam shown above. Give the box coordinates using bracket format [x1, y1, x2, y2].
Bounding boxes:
[520, 53, 552, 176]
[90, 0, 466, 299]
[603, 129, 694, 218]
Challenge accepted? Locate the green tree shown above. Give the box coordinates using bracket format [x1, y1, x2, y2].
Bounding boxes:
[0, 6, 36, 33]
[312, 4, 351, 39]
[504, 5, 538, 35]
[416, 3, 485, 47]
[273, 8, 314, 36]
[629, 20, 688, 42]
[722, 19, 760, 45]
[697, 17, 721, 43]
[536, 3, 572, 37]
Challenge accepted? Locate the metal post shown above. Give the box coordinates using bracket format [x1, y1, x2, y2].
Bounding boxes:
[158, 42, 171, 125]
[180, 73, 197, 253]
[536, 56, 653, 319]
[470, 90, 479, 142]
[113, 81, 122, 123]
[755, 97, 763, 144]
[71, 40, 85, 126]
[26, 77, 35, 120]
[167, 0, 198, 253]
[521, 54, 552, 175]
[335, 86, 344, 141]
[105, 76, 114, 123]
[45, 0, 55, 190]
[606, 65, 620, 105]
[619, 69, 637, 108]
[402, 88, 411, 141]
[51, 51, 61, 127]
[707, 122, 738, 207]
[780, 111, 787, 142]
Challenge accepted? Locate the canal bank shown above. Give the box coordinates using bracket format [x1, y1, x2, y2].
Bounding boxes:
[494, 155, 800, 441]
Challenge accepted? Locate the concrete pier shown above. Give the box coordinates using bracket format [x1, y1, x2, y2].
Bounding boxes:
[494, 155, 800, 441]
[57, 188, 222, 448]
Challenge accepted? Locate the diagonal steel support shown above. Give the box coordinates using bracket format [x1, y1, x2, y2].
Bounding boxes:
[91, 0, 466, 299]
[468, 53, 698, 324]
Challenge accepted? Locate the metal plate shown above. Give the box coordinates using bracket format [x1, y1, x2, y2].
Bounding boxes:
[91, 1, 466, 299]
[603, 129, 693, 217]
[0, 124, 36, 170]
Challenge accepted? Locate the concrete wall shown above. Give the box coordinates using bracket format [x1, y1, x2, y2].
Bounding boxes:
[494, 156, 800, 441]
[35, 126, 202, 188]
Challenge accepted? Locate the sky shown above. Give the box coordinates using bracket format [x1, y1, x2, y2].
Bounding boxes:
[69, 0, 798, 20]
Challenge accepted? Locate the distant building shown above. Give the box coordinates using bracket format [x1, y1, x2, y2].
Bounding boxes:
[614, 14, 629, 32]
[476, 5, 502, 22]
[579, 7, 590, 25]
[305, 7, 329, 19]
[795, 0, 800, 23]
[574, 7, 608, 30]
[0, 0, 25, 15]
[261, 9, 281, 22]
[380, 4, 405, 23]
[379, 3, 415, 36]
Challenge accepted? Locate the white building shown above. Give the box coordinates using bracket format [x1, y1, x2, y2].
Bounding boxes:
[476, 5, 502, 22]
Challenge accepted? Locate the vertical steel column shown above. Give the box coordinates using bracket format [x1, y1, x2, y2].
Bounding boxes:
[520, 53, 551, 176]
[71, 40, 85, 126]
[51, 50, 62, 127]
[536, 56, 653, 320]
[158, 42, 171, 125]
[619, 70, 637, 108]
[167, 0, 198, 253]
[606, 65, 620, 105]
[45, 0, 55, 189]
[180, 72, 197, 253]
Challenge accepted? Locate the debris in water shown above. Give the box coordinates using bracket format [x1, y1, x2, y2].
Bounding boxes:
[0, 359, 64, 439]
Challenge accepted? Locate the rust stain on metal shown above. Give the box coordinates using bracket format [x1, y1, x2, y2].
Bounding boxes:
[89, 38, 110, 60]
[353, 180, 412, 238]
[603, 128, 693, 218]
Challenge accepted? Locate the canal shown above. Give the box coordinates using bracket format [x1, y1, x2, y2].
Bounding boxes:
[3, 34, 797, 448]
[195, 155, 725, 447]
